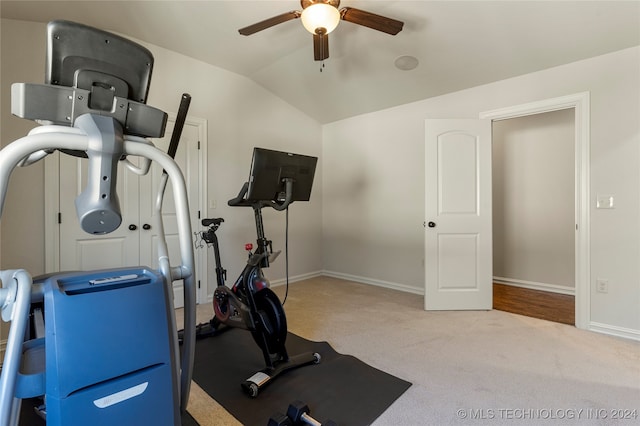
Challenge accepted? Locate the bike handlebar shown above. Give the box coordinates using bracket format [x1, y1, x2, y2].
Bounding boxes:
[228, 182, 250, 207]
[227, 179, 294, 211]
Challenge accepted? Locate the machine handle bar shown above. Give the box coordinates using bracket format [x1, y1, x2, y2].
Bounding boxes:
[163, 93, 191, 174]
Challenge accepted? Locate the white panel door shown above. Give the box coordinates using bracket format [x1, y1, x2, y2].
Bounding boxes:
[59, 155, 140, 271]
[424, 119, 492, 310]
[58, 120, 205, 308]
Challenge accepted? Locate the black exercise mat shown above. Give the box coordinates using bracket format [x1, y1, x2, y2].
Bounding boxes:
[192, 328, 411, 426]
[182, 410, 200, 425]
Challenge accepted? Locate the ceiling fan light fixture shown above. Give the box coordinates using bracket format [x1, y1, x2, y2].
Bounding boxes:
[301, 3, 340, 34]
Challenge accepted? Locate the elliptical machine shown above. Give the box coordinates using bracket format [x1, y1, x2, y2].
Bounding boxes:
[0, 21, 196, 425]
[201, 147, 319, 397]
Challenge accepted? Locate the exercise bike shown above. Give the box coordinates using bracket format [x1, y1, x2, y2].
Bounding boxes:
[200, 147, 319, 397]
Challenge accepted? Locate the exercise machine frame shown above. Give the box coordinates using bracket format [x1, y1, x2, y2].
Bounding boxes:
[0, 20, 196, 425]
[203, 163, 319, 398]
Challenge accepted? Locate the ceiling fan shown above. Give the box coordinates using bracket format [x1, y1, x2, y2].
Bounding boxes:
[238, 0, 404, 61]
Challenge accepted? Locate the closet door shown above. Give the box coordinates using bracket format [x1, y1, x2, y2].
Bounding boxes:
[58, 153, 140, 271]
[56, 117, 206, 306]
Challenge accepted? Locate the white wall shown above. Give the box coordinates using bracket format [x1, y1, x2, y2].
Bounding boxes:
[0, 19, 324, 347]
[1, 19, 638, 341]
[493, 109, 575, 291]
[0, 19, 48, 350]
[323, 46, 640, 336]
[142, 32, 324, 296]
[0, 20, 47, 274]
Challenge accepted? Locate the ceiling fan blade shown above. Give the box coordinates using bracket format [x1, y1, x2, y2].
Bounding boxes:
[340, 7, 404, 35]
[313, 32, 329, 61]
[238, 11, 301, 36]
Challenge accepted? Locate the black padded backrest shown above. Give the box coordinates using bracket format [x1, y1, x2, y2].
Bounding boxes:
[45, 20, 153, 104]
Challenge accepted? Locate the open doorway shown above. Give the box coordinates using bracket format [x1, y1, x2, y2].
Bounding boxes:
[480, 92, 591, 329]
[492, 108, 575, 325]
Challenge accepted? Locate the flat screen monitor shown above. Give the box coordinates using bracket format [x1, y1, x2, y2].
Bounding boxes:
[246, 148, 318, 202]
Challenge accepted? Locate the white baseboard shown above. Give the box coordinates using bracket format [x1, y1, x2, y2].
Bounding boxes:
[199, 271, 640, 342]
[204, 269, 423, 296]
[270, 270, 324, 287]
[322, 270, 424, 295]
[589, 322, 640, 342]
[494, 276, 575, 296]
[204, 270, 325, 303]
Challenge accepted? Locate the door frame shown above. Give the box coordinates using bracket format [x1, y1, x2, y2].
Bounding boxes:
[44, 115, 208, 304]
[479, 92, 590, 330]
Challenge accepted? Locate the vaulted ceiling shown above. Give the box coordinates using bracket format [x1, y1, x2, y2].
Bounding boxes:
[2, 1, 639, 123]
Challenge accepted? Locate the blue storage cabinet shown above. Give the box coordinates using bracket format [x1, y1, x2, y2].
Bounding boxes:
[39, 268, 179, 425]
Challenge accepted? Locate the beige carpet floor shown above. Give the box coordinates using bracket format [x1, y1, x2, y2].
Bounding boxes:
[178, 276, 640, 425]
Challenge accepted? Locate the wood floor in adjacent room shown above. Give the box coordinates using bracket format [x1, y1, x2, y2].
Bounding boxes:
[493, 283, 575, 325]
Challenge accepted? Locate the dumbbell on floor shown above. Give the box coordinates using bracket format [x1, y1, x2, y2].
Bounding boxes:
[267, 412, 293, 426]
[286, 400, 337, 426]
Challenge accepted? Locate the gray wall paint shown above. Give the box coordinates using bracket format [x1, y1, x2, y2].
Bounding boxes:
[0, 19, 323, 345]
[493, 109, 575, 289]
[1, 18, 638, 342]
[323, 46, 639, 333]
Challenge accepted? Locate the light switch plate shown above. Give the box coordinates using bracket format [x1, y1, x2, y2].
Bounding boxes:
[596, 194, 614, 209]
[596, 279, 609, 293]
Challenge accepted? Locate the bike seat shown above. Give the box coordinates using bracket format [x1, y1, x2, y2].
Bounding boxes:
[202, 218, 224, 227]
